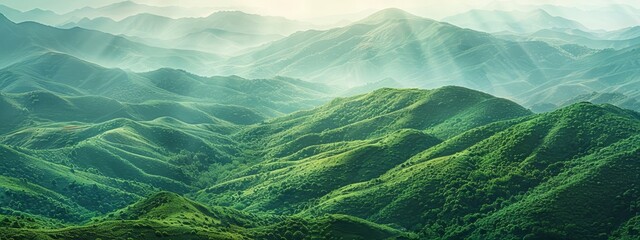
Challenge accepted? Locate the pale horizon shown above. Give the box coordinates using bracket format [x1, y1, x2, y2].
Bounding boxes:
[3, 0, 640, 21]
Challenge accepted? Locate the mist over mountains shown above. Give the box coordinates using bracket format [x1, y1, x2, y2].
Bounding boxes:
[0, 1, 639, 239]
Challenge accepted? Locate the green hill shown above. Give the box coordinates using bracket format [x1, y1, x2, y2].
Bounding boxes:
[304, 103, 640, 239]
[0, 52, 333, 117]
[238, 86, 531, 157]
[0, 192, 415, 240]
[1, 84, 638, 239]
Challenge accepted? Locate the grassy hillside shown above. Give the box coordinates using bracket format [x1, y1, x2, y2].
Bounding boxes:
[1, 85, 638, 239]
[194, 86, 531, 214]
[238, 86, 531, 157]
[0, 52, 335, 224]
[304, 103, 640, 239]
[0, 192, 416, 240]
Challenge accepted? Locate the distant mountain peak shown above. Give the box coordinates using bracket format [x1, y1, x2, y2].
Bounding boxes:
[106, 0, 142, 8]
[526, 9, 554, 18]
[357, 8, 422, 24]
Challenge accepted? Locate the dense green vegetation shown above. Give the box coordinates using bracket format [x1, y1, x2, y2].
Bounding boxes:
[1, 4, 639, 239]
[3, 82, 638, 239]
[0, 192, 415, 240]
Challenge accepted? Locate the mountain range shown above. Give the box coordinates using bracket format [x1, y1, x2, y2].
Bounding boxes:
[443, 9, 589, 34]
[0, 13, 222, 75]
[1, 6, 638, 110]
[63, 10, 311, 38]
[1, 3, 640, 239]
[216, 8, 640, 111]
[0, 1, 217, 25]
[60, 11, 310, 55]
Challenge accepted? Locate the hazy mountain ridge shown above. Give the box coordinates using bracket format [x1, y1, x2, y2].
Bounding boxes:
[0, 52, 333, 116]
[212, 8, 640, 111]
[0, 1, 218, 25]
[59, 11, 311, 55]
[1, 5, 638, 110]
[65, 10, 311, 37]
[219, 9, 575, 89]
[443, 9, 589, 34]
[0, 13, 222, 75]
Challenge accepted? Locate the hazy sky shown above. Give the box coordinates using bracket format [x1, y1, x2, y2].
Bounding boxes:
[2, 0, 639, 20]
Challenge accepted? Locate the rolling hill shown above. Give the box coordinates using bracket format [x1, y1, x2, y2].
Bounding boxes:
[191, 88, 640, 239]
[0, 14, 220, 75]
[0, 191, 415, 239]
[195, 86, 532, 213]
[0, 52, 333, 117]
[0, 51, 335, 225]
[0, 3, 639, 238]
[1, 84, 639, 239]
[519, 45, 640, 107]
[303, 102, 640, 239]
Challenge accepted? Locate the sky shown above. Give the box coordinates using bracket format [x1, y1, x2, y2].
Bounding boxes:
[2, 0, 639, 20]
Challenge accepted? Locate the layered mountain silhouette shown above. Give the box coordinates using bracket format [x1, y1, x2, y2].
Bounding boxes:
[215, 8, 639, 110]
[443, 9, 589, 34]
[60, 11, 309, 54]
[219, 9, 570, 89]
[0, 1, 217, 25]
[0, 14, 221, 74]
[64, 10, 311, 38]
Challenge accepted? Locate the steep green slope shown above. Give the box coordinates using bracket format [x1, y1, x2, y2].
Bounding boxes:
[2, 83, 638, 239]
[193, 86, 531, 214]
[197, 129, 442, 214]
[107, 192, 267, 227]
[304, 103, 640, 239]
[238, 86, 531, 157]
[0, 144, 149, 221]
